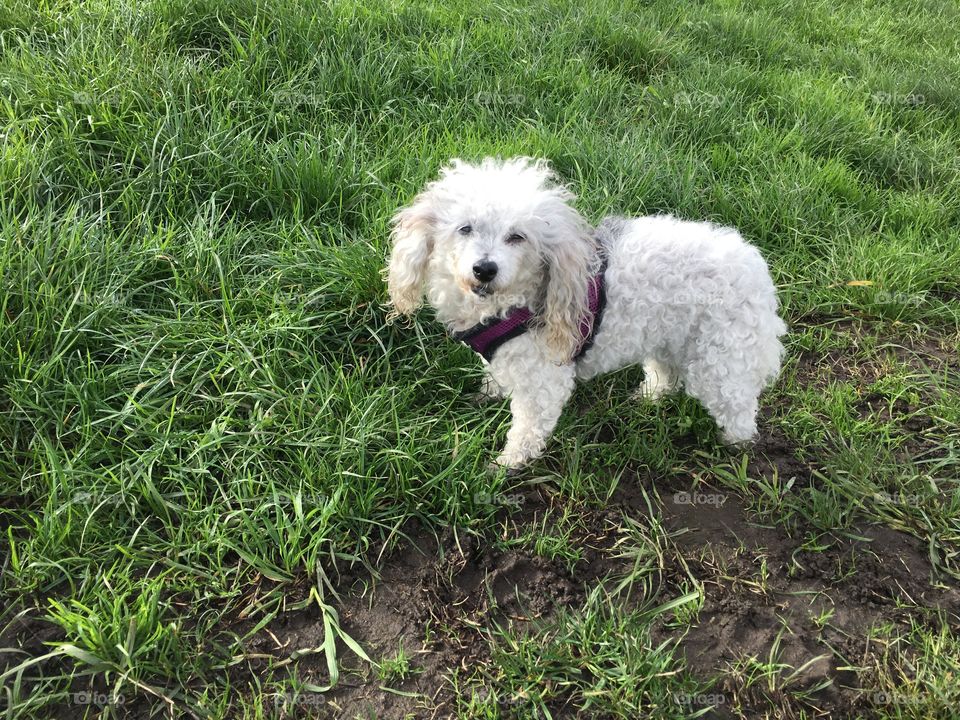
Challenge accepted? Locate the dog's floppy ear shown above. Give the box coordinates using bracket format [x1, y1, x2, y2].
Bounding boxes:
[539, 195, 596, 363]
[387, 189, 437, 317]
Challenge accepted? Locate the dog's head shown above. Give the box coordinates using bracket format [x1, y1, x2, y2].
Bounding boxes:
[386, 157, 597, 362]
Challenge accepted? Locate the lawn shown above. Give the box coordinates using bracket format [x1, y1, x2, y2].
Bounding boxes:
[1, 0, 959, 717]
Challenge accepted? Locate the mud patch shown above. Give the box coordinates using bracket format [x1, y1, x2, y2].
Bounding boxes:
[231, 470, 960, 720]
[790, 320, 959, 393]
[652, 491, 960, 718]
[237, 489, 628, 719]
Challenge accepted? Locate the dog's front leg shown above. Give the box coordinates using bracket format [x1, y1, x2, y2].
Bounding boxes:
[492, 360, 576, 469]
[478, 365, 506, 401]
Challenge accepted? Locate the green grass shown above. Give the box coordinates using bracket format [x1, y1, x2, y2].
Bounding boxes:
[2, 0, 959, 717]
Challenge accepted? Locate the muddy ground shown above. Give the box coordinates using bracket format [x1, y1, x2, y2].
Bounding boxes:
[240, 462, 959, 719]
[237, 324, 960, 719]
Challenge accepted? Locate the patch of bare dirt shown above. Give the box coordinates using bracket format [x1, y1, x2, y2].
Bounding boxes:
[649, 490, 959, 718]
[232, 463, 959, 720]
[790, 320, 959, 392]
[236, 489, 627, 719]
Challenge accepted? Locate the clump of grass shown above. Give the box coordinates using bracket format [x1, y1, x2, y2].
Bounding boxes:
[455, 513, 705, 719]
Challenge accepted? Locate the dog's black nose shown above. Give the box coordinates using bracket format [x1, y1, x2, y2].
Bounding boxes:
[472, 260, 498, 283]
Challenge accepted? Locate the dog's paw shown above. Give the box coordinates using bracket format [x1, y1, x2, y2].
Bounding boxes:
[485, 460, 523, 477]
[474, 376, 506, 404]
[634, 361, 678, 402]
[721, 431, 758, 447]
[633, 379, 674, 402]
[489, 450, 529, 474]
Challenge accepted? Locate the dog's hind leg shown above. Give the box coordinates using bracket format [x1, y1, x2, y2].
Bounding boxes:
[634, 358, 678, 401]
[713, 394, 760, 445]
[682, 354, 762, 445]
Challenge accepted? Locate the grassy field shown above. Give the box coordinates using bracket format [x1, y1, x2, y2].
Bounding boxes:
[1, 0, 959, 717]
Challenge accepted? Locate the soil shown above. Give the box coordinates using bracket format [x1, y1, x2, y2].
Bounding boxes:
[233, 467, 959, 719]
[240, 491, 629, 719]
[655, 494, 960, 719]
[232, 323, 960, 720]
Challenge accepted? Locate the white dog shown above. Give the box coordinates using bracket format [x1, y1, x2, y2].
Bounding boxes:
[387, 158, 786, 469]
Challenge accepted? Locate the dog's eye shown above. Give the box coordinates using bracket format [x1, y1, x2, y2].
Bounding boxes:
[458, 224, 473, 235]
[505, 233, 525, 244]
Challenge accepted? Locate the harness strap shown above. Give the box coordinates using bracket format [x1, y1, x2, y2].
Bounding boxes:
[452, 252, 608, 362]
[451, 306, 533, 362]
[574, 253, 608, 359]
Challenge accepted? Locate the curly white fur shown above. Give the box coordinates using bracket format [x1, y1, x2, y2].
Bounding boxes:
[387, 158, 787, 468]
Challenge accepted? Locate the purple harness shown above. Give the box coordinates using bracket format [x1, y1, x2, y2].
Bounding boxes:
[452, 256, 608, 362]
